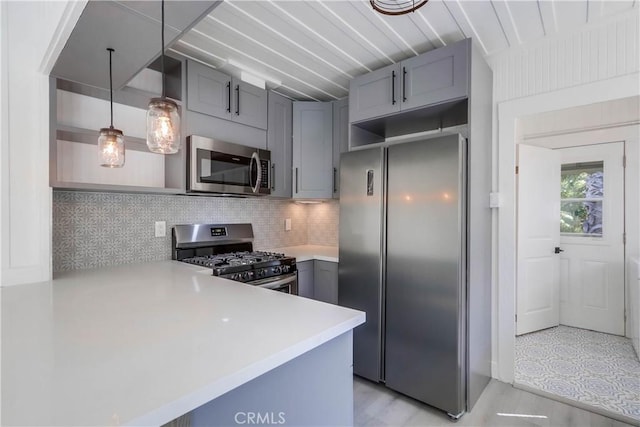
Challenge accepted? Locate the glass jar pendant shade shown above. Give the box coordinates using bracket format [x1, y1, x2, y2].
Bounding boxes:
[146, 0, 180, 154]
[146, 97, 180, 154]
[99, 48, 125, 167]
[99, 127, 125, 167]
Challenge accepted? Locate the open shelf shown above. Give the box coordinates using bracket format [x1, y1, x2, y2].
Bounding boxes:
[350, 99, 468, 148]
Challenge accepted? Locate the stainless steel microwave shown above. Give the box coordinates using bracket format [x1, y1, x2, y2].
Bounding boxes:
[187, 135, 271, 196]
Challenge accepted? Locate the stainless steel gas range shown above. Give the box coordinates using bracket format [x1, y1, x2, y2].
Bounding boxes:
[172, 223, 297, 294]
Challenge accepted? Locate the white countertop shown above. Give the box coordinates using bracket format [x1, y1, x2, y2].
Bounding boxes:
[268, 245, 339, 263]
[1, 261, 363, 427]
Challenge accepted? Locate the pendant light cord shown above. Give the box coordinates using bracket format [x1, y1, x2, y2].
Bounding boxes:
[161, 0, 166, 99]
[107, 47, 114, 128]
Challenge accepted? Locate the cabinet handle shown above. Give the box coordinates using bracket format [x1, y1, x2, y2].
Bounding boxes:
[402, 66, 407, 102]
[295, 167, 299, 193]
[271, 164, 276, 191]
[226, 81, 231, 113]
[235, 84, 240, 115]
[391, 70, 396, 105]
[333, 167, 337, 193]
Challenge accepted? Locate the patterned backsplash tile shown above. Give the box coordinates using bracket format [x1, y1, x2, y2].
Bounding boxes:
[53, 191, 339, 273]
[307, 200, 339, 246]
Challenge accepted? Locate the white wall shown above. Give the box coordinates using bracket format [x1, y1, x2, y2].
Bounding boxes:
[0, 1, 85, 286]
[488, 10, 640, 382]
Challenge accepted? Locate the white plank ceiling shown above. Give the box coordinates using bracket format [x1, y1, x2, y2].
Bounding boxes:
[169, 0, 638, 101]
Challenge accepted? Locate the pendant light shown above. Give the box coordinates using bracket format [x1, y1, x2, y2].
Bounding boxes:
[146, 0, 180, 154]
[98, 48, 125, 168]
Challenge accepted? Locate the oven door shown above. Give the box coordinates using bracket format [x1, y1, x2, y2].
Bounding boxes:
[249, 272, 298, 295]
[187, 135, 270, 195]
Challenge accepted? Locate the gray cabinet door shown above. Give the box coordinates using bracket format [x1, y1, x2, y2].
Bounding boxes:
[293, 102, 333, 199]
[233, 80, 268, 130]
[314, 261, 338, 304]
[349, 62, 400, 123]
[187, 60, 232, 120]
[187, 60, 268, 130]
[332, 98, 349, 199]
[267, 92, 292, 198]
[296, 260, 314, 298]
[401, 39, 469, 111]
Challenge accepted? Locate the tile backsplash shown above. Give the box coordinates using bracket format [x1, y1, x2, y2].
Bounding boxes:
[307, 201, 339, 246]
[53, 191, 339, 273]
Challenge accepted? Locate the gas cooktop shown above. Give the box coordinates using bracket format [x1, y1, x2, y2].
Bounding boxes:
[172, 224, 296, 283]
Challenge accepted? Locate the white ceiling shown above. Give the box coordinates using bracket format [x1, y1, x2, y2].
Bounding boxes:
[169, 0, 637, 101]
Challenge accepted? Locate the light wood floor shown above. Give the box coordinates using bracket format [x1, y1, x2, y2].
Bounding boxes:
[354, 376, 635, 427]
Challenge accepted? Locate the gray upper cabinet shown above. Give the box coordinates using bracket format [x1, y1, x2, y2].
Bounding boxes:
[234, 82, 268, 129]
[332, 98, 349, 199]
[401, 40, 469, 111]
[186, 60, 267, 130]
[349, 62, 400, 124]
[187, 61, 232, 120]
[293, 102, 333, 199]
[349, 39, 469, 124]
[267, 92, 293, 198]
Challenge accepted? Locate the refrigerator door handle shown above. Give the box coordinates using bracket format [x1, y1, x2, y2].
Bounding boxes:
[379, 147, 388, 381]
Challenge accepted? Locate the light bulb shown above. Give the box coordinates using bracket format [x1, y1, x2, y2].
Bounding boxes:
[98, 128, 125, 168]
[146, 98, 180, 154]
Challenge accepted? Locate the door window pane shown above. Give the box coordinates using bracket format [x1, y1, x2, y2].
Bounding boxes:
[561, 201, 603, 235]
[560, 161, 603, 236]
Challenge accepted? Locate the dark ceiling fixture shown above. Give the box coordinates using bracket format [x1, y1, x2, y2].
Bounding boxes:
[370, 0, 429, 16]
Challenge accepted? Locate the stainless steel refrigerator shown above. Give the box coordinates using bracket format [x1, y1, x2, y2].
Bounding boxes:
[338, 134, 491, 419]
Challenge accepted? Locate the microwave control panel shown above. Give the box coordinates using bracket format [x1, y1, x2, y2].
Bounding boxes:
[260, 160, 269, 188]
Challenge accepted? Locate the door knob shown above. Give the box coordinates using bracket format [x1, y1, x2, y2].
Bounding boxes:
[554, 247, 564, 254]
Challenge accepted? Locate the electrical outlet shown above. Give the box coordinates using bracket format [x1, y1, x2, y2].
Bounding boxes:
[285, 218, 292, 231]
[155, 221, 166, 238]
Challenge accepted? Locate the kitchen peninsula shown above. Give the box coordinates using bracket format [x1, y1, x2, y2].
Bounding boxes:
[1, 261, 364, 426]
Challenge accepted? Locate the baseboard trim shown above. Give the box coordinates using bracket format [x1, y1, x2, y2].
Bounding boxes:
[513, 381, 638, 425]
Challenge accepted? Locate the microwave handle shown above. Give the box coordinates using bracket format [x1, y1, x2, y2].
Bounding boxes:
[250, 152, 261, 193]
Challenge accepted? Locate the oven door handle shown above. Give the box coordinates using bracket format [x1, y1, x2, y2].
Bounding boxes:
[255, 273, 296, 289]
[250, 152, 261, 193]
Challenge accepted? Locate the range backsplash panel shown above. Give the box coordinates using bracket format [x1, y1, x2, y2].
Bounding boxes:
[53, 191, 310, 273]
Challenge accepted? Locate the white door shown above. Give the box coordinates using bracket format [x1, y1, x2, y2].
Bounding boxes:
[558, 142, 625, 335]
[517, 144, 561, 335]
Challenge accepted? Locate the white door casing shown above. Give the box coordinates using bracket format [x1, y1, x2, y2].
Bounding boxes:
[496, 73, 639, 383]
[558, 142, 625, 335]
[516, 144, 561, 335]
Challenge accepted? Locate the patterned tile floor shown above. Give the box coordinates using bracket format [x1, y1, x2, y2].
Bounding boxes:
[515, 325, 640, 421]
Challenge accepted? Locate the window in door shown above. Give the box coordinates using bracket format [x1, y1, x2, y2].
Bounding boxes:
[560, 161, 604, 236]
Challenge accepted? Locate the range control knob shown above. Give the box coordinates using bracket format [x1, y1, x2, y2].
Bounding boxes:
[241, 272, 251, 281]
[273, 266, 282, 274]
[256, 269, 265, 278]
[282, 265, 290, 273]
